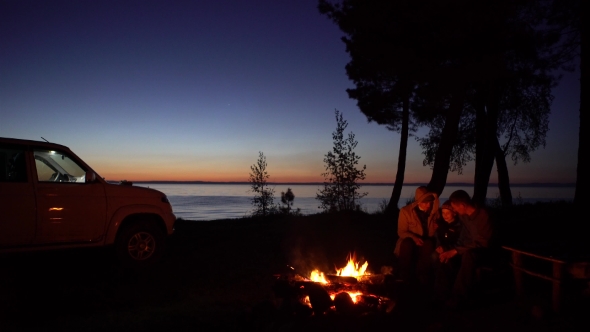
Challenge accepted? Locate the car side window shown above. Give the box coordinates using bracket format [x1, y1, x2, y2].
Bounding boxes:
[34, 149, 86, 183]
[0, 146, 28, 182]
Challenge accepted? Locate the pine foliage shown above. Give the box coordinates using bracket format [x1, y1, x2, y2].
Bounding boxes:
[316, 110, 367, 212]
[249, 151, 275, 216]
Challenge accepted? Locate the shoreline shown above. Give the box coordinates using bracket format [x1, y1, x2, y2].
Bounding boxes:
[123, 180, 576, 187]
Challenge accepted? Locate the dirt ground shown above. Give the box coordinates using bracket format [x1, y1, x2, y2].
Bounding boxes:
[1, 207, 588, 331]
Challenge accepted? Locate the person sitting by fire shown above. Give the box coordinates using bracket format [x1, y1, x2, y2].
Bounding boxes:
[434, 200, 462, 259]
[434, 190, 494, 309]
[394, 186, 440, 288]
[431, 200, 462, 304]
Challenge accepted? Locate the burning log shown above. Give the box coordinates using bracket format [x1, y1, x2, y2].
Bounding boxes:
[272, 278, 314, 317]
[356, 294, 381, 310]
[272, 273, 394, 316]
[358, 274, 387, 284]
[333, 292, 355, 315]
[272, 253, 396, 317]
[326, 274, 359, 285]
[301, 282, 333, 315]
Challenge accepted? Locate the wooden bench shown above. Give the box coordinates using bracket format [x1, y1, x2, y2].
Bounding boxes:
[502, 245, 590, 313]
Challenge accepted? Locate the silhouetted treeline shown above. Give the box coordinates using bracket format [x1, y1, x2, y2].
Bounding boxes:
[319, 0, 582, 211]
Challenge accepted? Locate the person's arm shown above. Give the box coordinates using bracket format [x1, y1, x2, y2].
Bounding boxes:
[453, 219, 471, 255]
[397, 208, 421, 244]
[474, 209, 493, 248]
[439, 248, 458, 262]
[448, 221, 462, 250]
[453, 209, 492, 254]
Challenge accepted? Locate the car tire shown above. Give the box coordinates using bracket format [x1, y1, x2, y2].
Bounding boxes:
[115, 221, 165, 268]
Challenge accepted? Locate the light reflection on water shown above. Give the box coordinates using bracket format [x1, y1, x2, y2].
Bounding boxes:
[136, 183, 574, 221]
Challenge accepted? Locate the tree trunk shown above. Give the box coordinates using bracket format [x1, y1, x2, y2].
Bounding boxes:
[473, 84, 488, 204]
[427, 87, 466, 196]
[495, 136, 512, 207]
[473, 83, 499, 206]
[387, 96, 410, 214]
[574, 7, 587, 207]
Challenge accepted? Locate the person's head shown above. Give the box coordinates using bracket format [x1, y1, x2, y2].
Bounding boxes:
[440, 200, 456, 223]
[448, 190, 473, 216]
[415, 186, 436, 212]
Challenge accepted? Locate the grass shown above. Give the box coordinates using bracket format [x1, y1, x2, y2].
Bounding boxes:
[0, 203, 588, 331]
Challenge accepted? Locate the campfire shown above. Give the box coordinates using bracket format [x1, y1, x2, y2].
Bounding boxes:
[273, 253, 394, 316]
[310, 253, 369, 284]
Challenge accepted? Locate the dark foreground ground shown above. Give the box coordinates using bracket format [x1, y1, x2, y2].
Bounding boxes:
[1, 202, 589, 331]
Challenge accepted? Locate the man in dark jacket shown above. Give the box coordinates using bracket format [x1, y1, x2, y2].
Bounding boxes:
[434, 190, 493, 308]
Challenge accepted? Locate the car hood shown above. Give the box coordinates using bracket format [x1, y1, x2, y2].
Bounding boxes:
[104, 182, 167, 198]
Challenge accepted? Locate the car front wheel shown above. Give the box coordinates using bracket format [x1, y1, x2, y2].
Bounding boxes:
[116, 221, 165, 267]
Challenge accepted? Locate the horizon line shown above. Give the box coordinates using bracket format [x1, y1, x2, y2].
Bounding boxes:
[117, 180, 576, 187]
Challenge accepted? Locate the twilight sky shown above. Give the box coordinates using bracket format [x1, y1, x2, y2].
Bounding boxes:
[1, 0, 580, 184]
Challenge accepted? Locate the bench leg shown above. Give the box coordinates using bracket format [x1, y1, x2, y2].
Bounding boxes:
[552, 262, 565, 313]
[512, 252, 524, 299]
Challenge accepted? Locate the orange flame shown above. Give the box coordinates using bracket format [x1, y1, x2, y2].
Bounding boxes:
[308, 253, 369, 283]
[336, 253, 369, 278]
[309, 269, 329, 284]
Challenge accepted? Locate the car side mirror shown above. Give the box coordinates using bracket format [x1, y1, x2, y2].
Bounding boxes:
[85, 171, 96, 183]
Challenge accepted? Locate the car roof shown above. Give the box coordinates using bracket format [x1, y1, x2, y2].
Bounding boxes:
[0, 137, 71, 151]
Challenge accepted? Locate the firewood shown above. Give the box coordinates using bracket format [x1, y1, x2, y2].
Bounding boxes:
[333, 292, 355, 315]
[326, 275, 359, 285]
[302, 282, 333, 315]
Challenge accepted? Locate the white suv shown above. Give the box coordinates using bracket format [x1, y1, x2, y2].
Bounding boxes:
[0, 137, 176, 267]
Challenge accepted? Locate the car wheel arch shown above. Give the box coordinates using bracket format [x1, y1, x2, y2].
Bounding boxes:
[105, 206, 167, 245]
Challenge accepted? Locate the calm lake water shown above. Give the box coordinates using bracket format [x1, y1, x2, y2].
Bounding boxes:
[134, 183, 575, 221]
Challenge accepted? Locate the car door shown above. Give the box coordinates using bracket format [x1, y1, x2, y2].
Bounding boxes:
[32, 148, 107, 244]
[0, 145, 36, 247]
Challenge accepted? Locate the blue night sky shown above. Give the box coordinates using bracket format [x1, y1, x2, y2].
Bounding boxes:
[0, 0, 580, 184]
